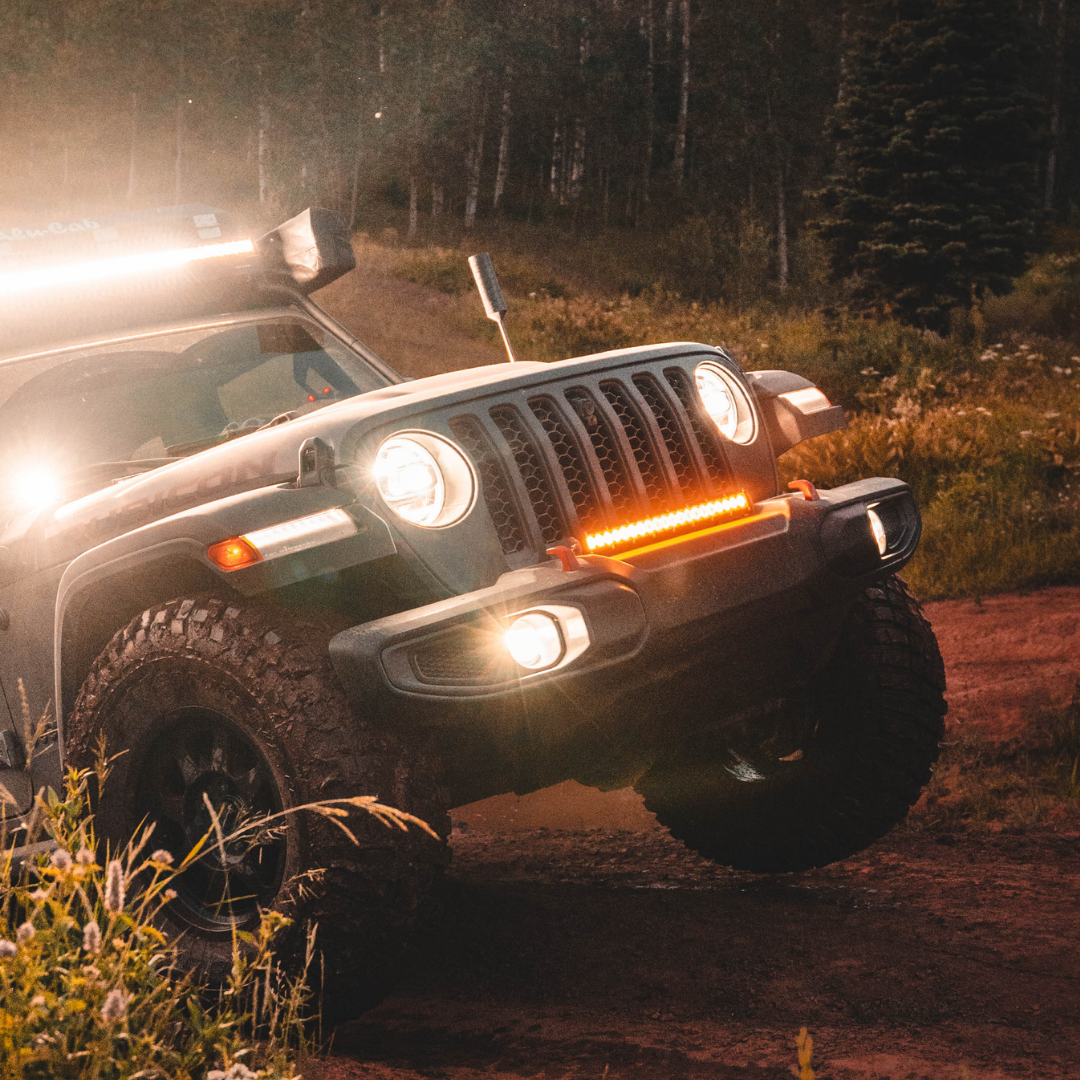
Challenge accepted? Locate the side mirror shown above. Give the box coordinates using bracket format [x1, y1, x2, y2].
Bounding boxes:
[468, 253, 518, 363]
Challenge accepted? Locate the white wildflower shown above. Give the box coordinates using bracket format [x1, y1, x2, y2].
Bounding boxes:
[104, 860, 125, 913]
[1053, 365, 1064, 374]
[207, 1065, 259, 1080]
[16, 922, 35, 944]
[50, 848, 72, 872]
[83, 920, 102, 955]
[29, 889, 47, 901]
[164, 889, 177, 901]
[150, 849, 173, 865]
[1045, 411, 1061, 419]
[29, 995, 45, 1007]
[0, 940, 16, 959]
[76, 847, 95, 865]
[101, 988, 127, 1023]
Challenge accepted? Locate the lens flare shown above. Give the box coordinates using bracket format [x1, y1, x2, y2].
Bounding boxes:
[11, 467, 62, 513]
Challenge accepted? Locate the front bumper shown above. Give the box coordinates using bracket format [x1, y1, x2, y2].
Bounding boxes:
[329, 477, 920, 800]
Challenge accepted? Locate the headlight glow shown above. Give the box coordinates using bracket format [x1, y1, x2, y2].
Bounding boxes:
[694, 363, 756, 443]
[373, 432, 476, 528]
[11, 467, 63, 514]
[504, 612, 565, 670]
[867, 507, 888, 557]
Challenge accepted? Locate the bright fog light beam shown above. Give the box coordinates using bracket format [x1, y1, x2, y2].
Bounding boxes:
[0, 238, 255, 299]
[504, 612, 565, 671]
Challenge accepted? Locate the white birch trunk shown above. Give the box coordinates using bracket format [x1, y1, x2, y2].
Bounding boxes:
[673, 0, 690, 187]
[493, 83, 512, 211]
[257, 97, 270, 205]
[464, 85, 489, 229]
[550, 119, 562, 197]
[432, 182, 444, 219]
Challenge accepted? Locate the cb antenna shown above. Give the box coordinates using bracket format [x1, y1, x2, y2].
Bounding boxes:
[469, 252, 518, 363]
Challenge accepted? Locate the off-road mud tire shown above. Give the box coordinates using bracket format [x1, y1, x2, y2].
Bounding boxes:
[66, 595, 450, 1023]
[635, 576, 946, 873]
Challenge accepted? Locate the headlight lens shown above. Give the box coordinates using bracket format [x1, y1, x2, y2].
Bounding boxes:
[694, 363, 756, 444]
[867, 507, 888, 557]
[374, 432, 476, 528]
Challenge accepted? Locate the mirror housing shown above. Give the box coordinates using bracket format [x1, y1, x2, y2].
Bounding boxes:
[744, 370, 847, 456]
[257, 208, 356, 294]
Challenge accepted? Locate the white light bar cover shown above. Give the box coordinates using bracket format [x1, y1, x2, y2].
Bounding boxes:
[0, 238, 255, 299]
[779, 387, 832, 415]
[243, 508, 357, 560]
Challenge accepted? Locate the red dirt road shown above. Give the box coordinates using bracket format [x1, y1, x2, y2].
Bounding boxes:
[317, 589, 1080, 1080]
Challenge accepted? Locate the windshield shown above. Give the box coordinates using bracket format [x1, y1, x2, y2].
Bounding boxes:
[0, 315, 386, 512]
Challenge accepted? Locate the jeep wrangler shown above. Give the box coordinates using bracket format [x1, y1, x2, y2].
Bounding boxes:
[0, 205, 946, 1020]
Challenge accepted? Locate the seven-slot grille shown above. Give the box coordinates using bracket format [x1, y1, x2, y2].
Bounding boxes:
[448, 364, 739, 557]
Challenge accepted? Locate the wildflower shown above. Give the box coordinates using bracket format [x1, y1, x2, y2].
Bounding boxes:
[150, 849, 173, 865]
[101, 988, 127, 1023]
[83, 920, 102, 955]
[1045, 411, 1061, 419]
[1053, 366, 1064, 374]
[104, 859, 125, 913]
[208, 1064, 259, 1080]
[16, 922, 35, 944]
[164, 889, 177, 901]
[29, 889, 47, 901]
[76, 847, 95, 865]
[29, 995, 45, 1008]
[50, 848, 72, 872]
[0, 940, 16, 959]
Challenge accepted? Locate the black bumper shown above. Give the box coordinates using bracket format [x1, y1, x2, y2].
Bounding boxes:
[329, 478, 920, 800]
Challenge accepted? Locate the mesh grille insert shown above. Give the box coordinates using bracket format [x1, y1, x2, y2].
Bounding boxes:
[448, 415, 526, 555]
[411, 630, 510, 684]
[632, 373, 700, 498]
[565, 387, 636, 515]
[600, 380, 669, 510]
[490, 405, 566, 544]
[664, 366, 730, 489]
[529, 396, 600, 529]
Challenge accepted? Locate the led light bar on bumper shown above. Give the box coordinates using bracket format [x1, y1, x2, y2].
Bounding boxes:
[208, 508, 357, 570]
[585, 492, 752, 555]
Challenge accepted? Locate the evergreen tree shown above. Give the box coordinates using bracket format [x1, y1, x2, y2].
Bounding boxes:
[819, 0, 1043, 330]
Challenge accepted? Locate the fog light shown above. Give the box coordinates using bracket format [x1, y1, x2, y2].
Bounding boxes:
[867, 507, 887, 557]
[504, 612, 564, 671]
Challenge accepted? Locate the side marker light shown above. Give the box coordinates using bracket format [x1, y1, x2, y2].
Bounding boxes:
[585, 492, 752, 555]
[208, 508, 357, 570]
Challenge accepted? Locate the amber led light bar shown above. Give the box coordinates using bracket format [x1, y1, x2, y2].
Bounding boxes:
[585, 492, 752, 554]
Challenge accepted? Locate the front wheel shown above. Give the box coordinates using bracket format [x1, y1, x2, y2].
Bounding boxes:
[66, 596, 450, 1023]
[635, 577, 947, 873]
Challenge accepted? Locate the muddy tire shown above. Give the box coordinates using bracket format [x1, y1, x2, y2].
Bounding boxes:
[635, 576, 946, 873]
[66, 595, 449, 1024]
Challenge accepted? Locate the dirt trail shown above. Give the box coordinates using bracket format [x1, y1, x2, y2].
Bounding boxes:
[312, 588, 1080, 1080]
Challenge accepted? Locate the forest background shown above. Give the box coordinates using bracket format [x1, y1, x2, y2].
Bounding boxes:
[2, 0, 1080, 600]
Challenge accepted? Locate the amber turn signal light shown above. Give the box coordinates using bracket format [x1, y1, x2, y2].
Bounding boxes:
[207, 537, 262, 570]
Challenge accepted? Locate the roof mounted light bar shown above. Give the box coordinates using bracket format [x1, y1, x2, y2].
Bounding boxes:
[0, 237, 255, 300]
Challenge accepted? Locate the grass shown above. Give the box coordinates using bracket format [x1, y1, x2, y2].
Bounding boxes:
[910, 699, 1080, 832]
[0, 706, 435, 1079]
[383, 239, 1080, 601]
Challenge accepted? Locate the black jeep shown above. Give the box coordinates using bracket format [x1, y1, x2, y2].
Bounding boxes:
[0, 205, 945, 1020]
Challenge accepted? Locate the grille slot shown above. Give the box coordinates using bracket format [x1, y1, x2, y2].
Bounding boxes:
[564, 388, 636, 515]
[448, 415, 526, 555]
[411, 629, 510, 684]
[600, 380, 670, 510]
[632, 373, 701, 498]
[664, 366, 731, 489]
[529, 396, 600, 529]
[490, 405, 566, 545]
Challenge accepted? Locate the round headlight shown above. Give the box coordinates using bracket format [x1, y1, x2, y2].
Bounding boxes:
[374, 432, 476, 527]
[694, 363, 756, 444]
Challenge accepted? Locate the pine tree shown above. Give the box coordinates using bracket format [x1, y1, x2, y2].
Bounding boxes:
[819, 0, 1043, 330]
